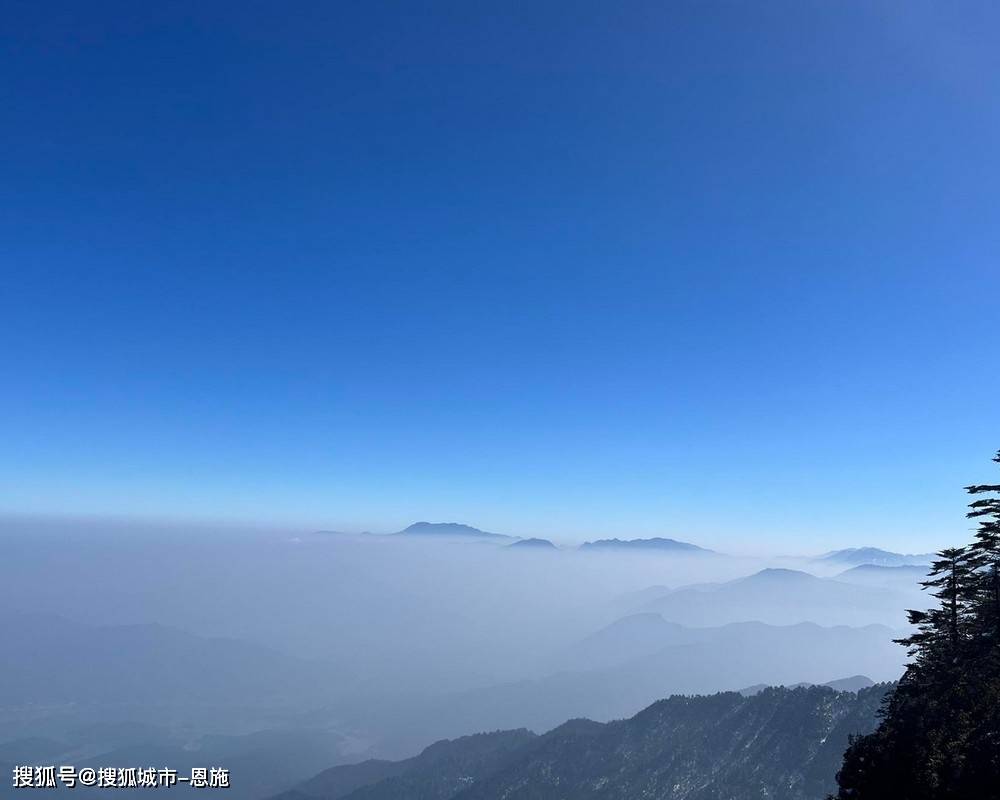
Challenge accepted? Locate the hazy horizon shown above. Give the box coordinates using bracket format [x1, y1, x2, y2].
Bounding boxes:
[0, 508, 972, 555]
[4, 2, 999, 555]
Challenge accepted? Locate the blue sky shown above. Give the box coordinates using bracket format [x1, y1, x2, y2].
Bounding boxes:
[2, 1, 998, 551]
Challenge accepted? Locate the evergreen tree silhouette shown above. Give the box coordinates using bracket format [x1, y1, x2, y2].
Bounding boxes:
[966, 451, 1000, 643]
[833, 451, 1000, 799]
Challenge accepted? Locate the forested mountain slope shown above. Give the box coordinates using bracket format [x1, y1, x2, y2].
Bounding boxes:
[277, 685, 886, 800]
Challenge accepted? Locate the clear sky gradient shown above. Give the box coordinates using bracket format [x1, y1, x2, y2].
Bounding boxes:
[3, 1, 998, 551]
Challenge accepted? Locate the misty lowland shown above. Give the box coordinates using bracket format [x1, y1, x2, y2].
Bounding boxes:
[5, 456, 1000, 799]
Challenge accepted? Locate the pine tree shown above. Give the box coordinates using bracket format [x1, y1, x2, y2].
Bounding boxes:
[895, 547, 972, 670]
[965, 450, 1000, 646]
[832, 451, 1000, 799]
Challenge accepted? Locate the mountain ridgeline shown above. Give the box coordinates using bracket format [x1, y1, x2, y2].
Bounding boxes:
[637, 567, 912, 627]
[394, 522, 515, 541]
[832, 451, 1000, 799]
[507, 538, 558, 550]
[393, 524, 714, 554]
[275, 685, 887, 800]
[816, 547, 934, 568]
[578, 537, 714, 554]
[321, 522, 939, 573]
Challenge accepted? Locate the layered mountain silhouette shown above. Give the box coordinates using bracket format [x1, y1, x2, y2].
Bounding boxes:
[389, 527, 714, 552]
[740, 674, 875, 696]
[637, 567, 908, 626]
[338, 617, 903, 754]
[562, 612, 693, 670]
[270, 729, 535, 800]
[272, 685, 887, 800]
[609, 584, 672, 614]
[834, 563, 929, 582]
[814, 547, 933, 567]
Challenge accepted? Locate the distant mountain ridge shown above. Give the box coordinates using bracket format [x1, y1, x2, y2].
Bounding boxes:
[638, 567, 909, 627]
[270, 729, 536, 800]
[394, 522, 515, 541]
[507, 538, 557, 550]
[345, 617, 904, 754]
[837, 564, 930, 578]
[273, 685, 888, 800]
[816, 547, 933, 567]
[579, 537, 712, 554]
[736, 567, 818, 584]
[834, 564, 931, 589]
[392, 527, 715, 552]
[740, 675, 876, 696]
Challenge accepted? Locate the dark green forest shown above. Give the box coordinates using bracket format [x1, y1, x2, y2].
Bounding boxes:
[833, 452, 1000, 799]
[275, 686, 885, 800]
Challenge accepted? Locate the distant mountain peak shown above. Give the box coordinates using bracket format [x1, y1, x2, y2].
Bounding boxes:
[507, 537, 557, 550]
[578, 537, 713, 554]
[739, 567, 821, 583]
[395, 521, 514, 540]
[823, 674, 876, 692]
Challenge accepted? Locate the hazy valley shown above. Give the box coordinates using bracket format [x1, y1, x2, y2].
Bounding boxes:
[0, 518, 925, 798]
